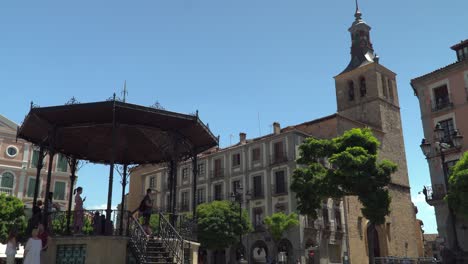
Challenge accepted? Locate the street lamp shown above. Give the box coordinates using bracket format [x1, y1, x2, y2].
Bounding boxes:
[420, 124, 463, 261]
[231, 184, 250, 264]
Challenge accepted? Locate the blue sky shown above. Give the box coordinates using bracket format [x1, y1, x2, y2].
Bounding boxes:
[1, 0, 466, 233]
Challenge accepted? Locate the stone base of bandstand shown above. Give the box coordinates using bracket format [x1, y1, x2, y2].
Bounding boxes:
[44, 236, 129, 264]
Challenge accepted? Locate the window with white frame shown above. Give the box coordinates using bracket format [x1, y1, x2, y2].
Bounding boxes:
[197, 188, 205, 204]
[232, 153, 241, 167]
[432, 85, 451, 111]
[252, 147, 261, 162]
[149, 176, 156, 188]
[27, 178, 39, 197]
[57, 154, 68, 172]
[0, 172, 14, 194]
[182, 167, 189, 181]
[53, 181, 66, 200]
[197, 162, 205, 176]
[438, 118, 456, 144]
[181, 191, 189, 211]
[6, 146, 18, 158]
[31, 150, 40, 168]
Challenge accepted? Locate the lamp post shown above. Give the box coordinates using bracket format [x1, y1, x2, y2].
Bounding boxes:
[420, 123, 463, 261]
[231, 184, 250, 264]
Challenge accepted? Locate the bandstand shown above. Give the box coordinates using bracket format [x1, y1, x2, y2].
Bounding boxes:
[17, 96, 218, 264]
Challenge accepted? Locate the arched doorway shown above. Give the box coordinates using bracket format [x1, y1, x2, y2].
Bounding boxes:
[250, 240, 269, 264]
[278, 239, 294, 263]
[367, 224, 381, 262]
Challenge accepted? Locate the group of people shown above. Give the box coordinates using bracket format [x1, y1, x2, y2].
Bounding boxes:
[5, 224, 49, 264]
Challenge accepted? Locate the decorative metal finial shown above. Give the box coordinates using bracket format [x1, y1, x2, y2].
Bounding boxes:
[122, 80, 128, 103]
[354, 0, 362, 20]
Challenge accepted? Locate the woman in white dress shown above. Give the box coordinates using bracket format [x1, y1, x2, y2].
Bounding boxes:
[5, 230, 17, 264]
[23, 229, 42, 264]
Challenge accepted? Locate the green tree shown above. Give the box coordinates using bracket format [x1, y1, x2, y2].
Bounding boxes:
[264, 212, 299, 258]
[291, 128, 397, 263]
[0, 194, 27, 243]
[196, 200, 252, 250]
[446, 151, 468, 219]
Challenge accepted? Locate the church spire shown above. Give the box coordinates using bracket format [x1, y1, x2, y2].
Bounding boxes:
[340, 2, 378, 74]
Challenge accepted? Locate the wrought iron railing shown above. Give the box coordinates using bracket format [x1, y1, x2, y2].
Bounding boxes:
[209, 168, 225, 179]
[432, 97, 452, 112]
[159, 212, 185, 264]
[48, 209, 129, 236]
[128, 214, 149, 264]
[0, 187, 13, 195]
[271, 184, 288, 195]
[270, 152, 289, 166]
[249, 188, 264, 199]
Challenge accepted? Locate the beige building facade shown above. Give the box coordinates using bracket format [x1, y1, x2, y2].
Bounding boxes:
[0, 114, 72, 210]
[411, 39, 468, 258]
[128, 7, 421, 264]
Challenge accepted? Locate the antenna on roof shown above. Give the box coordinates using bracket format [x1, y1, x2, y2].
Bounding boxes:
[121, 80, 128, 103]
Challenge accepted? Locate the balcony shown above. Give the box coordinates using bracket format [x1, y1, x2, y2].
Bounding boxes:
[271, 184, 288, 196]
[209, 168, 225, 180]
[270, 152, 289, 166]
[178, 203, 190, 212]
[250, 188, 264, 200]
[424, 184, 446, 205]
[0, 187, 13, 196]
[432, 97, 453, 112]
[208, 194, 225, 202]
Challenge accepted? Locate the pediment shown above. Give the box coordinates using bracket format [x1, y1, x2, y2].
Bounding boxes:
[0, 114, 19, 133]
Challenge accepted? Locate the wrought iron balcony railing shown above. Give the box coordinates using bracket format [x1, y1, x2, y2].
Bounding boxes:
[271, 184, 288, 196]
[209, 168, 225, 179]
[432, 97, 453, 112]
[250, 188, 264, 199]
[270, 152, 289, 166]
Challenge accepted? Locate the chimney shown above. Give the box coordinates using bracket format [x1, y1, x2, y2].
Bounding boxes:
[239, 133, 247, 144]
[273, 122, 281, 135]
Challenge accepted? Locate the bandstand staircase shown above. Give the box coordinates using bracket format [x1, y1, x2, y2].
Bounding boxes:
[129, 213, 187, 264]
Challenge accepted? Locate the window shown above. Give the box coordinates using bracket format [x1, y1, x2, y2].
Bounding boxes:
[27, 178, 38, 197]
[382, 75, 388, 98]
[272, 142, 285, 164]
[182, 167, 189, 181]
[6, 146, 18, 157]
[322, 207, 330, 227]
[1, 172, 14, 193]
[348, 81, 355, 101]
[232, 180, 241, 194]
[335, 209, 342, 230]
[213, 159, 223, 177]
[359, 77, 366, 97]
[149, 177, 155, 188]
[388, 79, 394, 101]
[197, 188, 205, 204]
[53, 181, 66, 200]
[252, 148, 261, 162]
[31, 150, 40, 168]
[275, 170, 286, 194]
[253, 175, 263, 198]
[214, 184, 223, 201]
[197, 163, 205, 176]
[433, 85, 451, 111]
[253, 208, 264, 228]
[438, 119, 455, 144]
[232, 153, 241, 167]
[57, 154, 68, 172]
[181, 191, 189, 211]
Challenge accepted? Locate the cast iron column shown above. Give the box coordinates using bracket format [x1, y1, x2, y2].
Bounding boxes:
[32, 145, 45, 207]
[43, 145, 56, 229]
[119, 164, 128, 235]
[66, 158, 77, 234]
[107, 94, 118, 228]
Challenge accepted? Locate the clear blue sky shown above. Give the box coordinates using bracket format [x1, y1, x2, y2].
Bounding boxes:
[1, 0, 466, 233]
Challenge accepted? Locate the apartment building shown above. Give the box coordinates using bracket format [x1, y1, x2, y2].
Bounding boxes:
[0, 114, 72, 211]
[411, 39, 468, 257]
[128, 122, 347, 264]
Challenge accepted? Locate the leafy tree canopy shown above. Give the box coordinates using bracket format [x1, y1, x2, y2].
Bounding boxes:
[264, 212, 299, 242]
[291, 128, 397, 225]
[196, 200, 252, 250]
[0, 194, 27, 243]
[446, 151, 468, 219]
